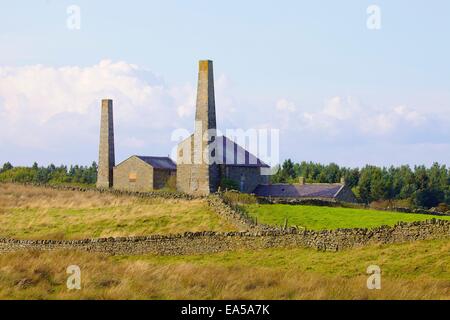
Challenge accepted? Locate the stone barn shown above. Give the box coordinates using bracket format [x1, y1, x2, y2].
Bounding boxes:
[113, 156, 176, 192]
[96, 99, 176, 192]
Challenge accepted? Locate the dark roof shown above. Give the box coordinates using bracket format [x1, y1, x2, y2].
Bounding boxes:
[215, 136, 269, 168]
[135, 156, 176, 170]
[177, 134, 270, 168]
[253, 183, 344, 198]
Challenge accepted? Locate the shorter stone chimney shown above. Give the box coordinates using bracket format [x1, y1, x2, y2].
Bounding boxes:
[299, 177, 305, 185]
[97, 99, 115, 188]
[340, 177, 346, 185]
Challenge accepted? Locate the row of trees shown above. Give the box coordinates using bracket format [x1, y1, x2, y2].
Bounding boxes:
[271, 160, 450, 208]
[0, 162, 98, 186]
[1, 160, 449, 208]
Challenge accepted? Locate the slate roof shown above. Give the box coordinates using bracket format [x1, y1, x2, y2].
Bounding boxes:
[177, 134, 270, 168]
[214, 136, 270, 167]
[253, 183, 344, 198]
[135, 156, 177, 170]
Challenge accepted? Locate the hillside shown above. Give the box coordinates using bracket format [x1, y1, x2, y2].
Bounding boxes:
[0, 183, 237, 240]
[0, 183, 448, 300]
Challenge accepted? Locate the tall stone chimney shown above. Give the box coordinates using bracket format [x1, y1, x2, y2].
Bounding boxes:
[194, 60, 217, 152]
[191, 60, 219, 194]
[97, 99, 115, 188]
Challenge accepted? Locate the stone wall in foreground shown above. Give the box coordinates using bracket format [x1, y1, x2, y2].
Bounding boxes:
[0, 219, 448, 256]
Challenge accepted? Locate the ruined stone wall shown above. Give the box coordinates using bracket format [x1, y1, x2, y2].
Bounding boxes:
[0, 219, 448, 256]
[113, 156, 153, 192]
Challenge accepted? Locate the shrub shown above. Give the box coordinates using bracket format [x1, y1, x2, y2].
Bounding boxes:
[222, 190, 257, 205]
[220, 178, 239, 191]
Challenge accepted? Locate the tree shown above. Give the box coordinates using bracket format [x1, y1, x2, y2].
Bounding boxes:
[1, 162, 13, 173]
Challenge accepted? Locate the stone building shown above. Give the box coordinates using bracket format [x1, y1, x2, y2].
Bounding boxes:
[96, 99, 176, 191]
[96, 61, 268, 195]
[96, 60, 356, 200]
[176, 60, 269, 195]
[253, 178, 358, 203]
[113, 156, 176, 192]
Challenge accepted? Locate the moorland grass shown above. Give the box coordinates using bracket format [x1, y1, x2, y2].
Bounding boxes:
[0, 239, 448, 299]
[0, 183, 237, 239]
[0, 183, 449, 300]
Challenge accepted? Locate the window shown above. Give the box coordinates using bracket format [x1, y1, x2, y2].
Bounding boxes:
[129, 172, 137, 182]
[240, 174, 245, 192]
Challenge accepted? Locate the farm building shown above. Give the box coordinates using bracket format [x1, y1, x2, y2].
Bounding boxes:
[113, 156, 176, 192]
[96, 99, 176, 192]
[253, 180, 357, 203]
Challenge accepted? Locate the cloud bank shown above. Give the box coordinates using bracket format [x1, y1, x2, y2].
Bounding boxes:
[0, 60, 196, 165]
[0, 60, 449, 167]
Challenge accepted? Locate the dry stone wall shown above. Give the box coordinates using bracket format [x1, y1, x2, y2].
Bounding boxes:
[206, 195, 274, 231]
[0, 219, 448, 256]
[10, 182, 196, 200]
[2, 183, 450, 256]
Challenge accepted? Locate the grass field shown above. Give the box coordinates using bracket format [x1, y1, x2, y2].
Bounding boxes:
[0, 183, 448, 300]
[0, 239, 448, 299]
[0, 183, 237, 239]
[245, 204, 450, 230]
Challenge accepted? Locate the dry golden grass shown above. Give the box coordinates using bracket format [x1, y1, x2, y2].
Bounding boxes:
[0, 183, 448, 300]
[0, 239, 449, 299]
[0, 183, 238, 239]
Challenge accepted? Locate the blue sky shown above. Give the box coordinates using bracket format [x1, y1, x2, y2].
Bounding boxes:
[1, 0, 449, 168]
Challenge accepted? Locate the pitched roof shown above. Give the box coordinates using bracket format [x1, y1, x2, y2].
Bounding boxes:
[253, 183, 344, 198]
[135, 156, 176, 170]
[177, 134, 270, 168]
[215, 136, 269, 168]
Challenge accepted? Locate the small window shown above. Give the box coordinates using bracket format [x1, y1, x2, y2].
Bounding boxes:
[129, 172, 137, 182]
[179, 150, 183, 158]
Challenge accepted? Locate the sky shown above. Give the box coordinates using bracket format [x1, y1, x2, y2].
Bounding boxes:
[0, 0, 449, 168]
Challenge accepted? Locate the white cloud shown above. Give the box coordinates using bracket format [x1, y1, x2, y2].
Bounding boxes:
[0, 60, 449, 167]
[275, 98, 297, 113]
[273, 96, 432, 138]
[0, 60, 195, 164]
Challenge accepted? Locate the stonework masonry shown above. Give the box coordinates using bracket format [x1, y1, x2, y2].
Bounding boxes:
[96, 99, 115, 188]
[1, 183, 449, 256]
[177, 60, 219, 196]
[0, 219, 448, 255]
[221, 165, 269, 194]
[113, 156, 153, 191]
